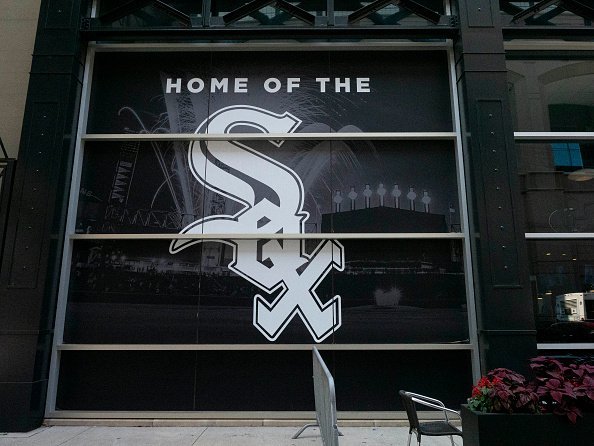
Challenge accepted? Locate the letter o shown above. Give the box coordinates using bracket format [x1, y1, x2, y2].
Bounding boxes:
[187, 78, 205, 93]
[264, 78, 281, 93]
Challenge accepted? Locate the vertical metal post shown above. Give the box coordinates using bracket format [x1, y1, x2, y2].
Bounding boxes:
[202, 0, 211, 27]
[0, 0, 89, 432]
[454, 0, 537, 374]
[0, 157, 17, 263]
[327, 0, 335, 26]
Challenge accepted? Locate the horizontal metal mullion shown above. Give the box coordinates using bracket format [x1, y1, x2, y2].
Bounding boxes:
[81, 25, 459, 41]
[82, 132, 457, 142]
[505, 41, 594, 51]
[515, 132, 594, 141]
[503, 26, 594, 39]
[90, 41, 452, 51]
[69, 232, 465, 240]
[525, 232, 594, 239]
[46, 410, 423, 420]
[45, 410, 318, 420]
[57, 343, 473, 351]
[537, 343, 594, 350]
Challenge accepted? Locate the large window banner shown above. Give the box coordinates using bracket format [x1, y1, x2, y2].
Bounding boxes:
[73, 50, 467, 344]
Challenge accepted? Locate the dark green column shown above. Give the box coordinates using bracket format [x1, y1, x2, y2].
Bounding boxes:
[0, 0, 88, 432]
[454, 0, 537, 375]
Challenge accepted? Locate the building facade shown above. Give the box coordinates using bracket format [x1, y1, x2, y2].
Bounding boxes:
[1, 0, 593, 432]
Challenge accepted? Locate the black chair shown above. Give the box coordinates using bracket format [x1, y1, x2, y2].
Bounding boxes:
[399, 390, 463, 446]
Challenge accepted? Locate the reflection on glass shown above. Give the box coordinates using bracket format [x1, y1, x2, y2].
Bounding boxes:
[334, 0, 444, 25]
[97, 0, 446, 27]
[528, 240, 594, 343]
[507, 59, 594, 132]
[500, 6, 594, 27]
[516, 142, 594, 233]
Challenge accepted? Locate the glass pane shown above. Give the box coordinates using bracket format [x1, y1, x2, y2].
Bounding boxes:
[87, 50, 453, 134]
[334, 1, 445, 28]
[97, 0, 202, 28]
[329, 140, 460, 233]
[56, 349, 472, 411]
[333, 350, 471, 411]
[76, 142, 202, 234]
[66, 238, 468, 344]
[97, 1, 446, 27]
[196, 238, 468, 344]
[65, 240, 201, 343]
[507, 59, 594, 132]
[98, 0, 204, 17]
[516, 142, 594, 233]
[57, 351, 197, 410]
[528, 239, 594, 343]
[333, 239, 468, 344]
[500, 3, 594, 27]
[194, 351, 314, 411]
[78, 140, 460, 234]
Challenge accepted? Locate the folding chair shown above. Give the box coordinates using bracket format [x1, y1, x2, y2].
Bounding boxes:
[399, 390, 463, 446]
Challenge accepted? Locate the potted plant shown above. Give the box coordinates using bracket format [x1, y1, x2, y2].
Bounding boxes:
[461, 356, 594, 446]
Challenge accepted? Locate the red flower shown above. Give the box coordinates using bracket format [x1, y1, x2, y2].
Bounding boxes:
[478, 377, 491, 388]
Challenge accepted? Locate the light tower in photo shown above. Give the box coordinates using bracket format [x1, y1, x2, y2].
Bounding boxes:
[377, 183, 386, 206]
[348, 186, 358, 210]
[449, 203, 456, 231]
[333, 190, 343, 212]
[391, 183, 401, 208]
[421, 190, 431, 213]
[363, 184, 372, 209]
[407, 186, 417, 211]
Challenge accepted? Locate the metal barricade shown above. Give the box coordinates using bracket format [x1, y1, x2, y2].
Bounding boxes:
[293, 346, 341, 446]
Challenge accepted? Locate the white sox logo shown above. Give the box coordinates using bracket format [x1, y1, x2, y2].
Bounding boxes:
[170, 105, 345, 342]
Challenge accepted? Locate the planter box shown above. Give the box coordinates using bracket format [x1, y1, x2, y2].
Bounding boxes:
[461, 405, 594, 446]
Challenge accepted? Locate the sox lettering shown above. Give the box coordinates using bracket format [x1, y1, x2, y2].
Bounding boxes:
[170, 105, 345, 342]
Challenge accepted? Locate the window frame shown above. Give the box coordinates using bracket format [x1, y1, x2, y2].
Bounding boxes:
[45, 40, 480, 418]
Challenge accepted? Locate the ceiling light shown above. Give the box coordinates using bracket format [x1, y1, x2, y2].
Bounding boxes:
[568, 168, 594, 182]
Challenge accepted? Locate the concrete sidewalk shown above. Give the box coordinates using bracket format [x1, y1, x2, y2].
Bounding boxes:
[0, 426, 462, 445]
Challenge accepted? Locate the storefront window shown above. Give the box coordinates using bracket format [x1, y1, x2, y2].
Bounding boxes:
[507, 59, 594, 132]
[516, 141, 594, 233]
[528, 240, 594, 343]
[76, 140, 461, 234]
[509, 53, 594, 347]
[64, 238, 467, 344]
[50, 45, 475, 412]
